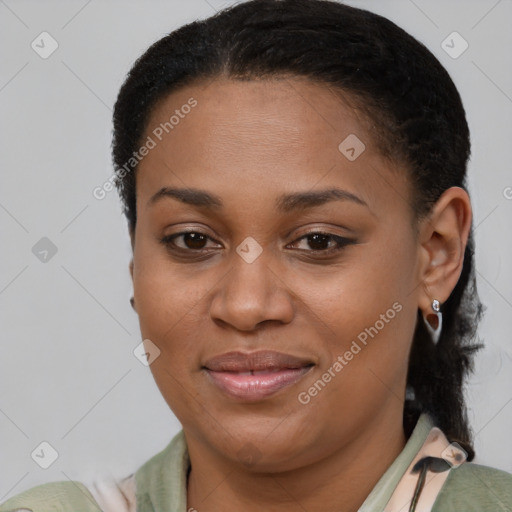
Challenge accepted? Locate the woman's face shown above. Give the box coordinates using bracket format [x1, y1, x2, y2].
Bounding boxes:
[131, 77, 422, 471]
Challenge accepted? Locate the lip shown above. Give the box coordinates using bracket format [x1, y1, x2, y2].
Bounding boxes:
[203, 350, 314, 401]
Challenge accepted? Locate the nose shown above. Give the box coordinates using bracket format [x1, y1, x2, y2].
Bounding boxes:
[209, 246, 295, 332]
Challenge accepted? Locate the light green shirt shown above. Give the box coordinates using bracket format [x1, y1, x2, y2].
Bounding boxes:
[1, 413, 511, 511]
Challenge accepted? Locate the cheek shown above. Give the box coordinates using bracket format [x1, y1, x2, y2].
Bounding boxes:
[305, 237, 418, 386]
[132, 239, 205, 371]
[314, 245, 415, 338]
[133, 253, 211, 420]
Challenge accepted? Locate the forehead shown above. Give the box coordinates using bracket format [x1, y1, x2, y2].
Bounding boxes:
[136, 77, 411, 216]
[143, 77, 368, 159]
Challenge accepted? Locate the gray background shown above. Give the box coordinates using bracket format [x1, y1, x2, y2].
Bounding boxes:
[1, 0, 511, 500]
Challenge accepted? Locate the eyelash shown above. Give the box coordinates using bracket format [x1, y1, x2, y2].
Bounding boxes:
[159, 230, 355, 257]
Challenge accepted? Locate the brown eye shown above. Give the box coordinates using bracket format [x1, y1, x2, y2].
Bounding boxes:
[180, 232, 208, 250]
[159, 231, 220, 252]
[159, 230, 355, 259]
[306, 233, 331, 250]
[289, 232, 354, 253]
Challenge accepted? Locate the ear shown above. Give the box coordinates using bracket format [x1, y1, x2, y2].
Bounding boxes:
[129, 228, 136, 311]
[129, 228, 135, 282]
[417, 186, 472, 316]
[129, 258, 134, 281]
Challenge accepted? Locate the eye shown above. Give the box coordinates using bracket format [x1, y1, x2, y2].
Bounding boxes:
[159, 230, 355, 257]
[159, 231, 221, 252]
[287, 231, 355, 254]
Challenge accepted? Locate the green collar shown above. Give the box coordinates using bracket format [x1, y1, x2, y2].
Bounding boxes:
[135, 413, 434, 512]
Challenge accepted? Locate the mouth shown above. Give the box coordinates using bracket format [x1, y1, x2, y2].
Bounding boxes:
[203, 350, 315, 401]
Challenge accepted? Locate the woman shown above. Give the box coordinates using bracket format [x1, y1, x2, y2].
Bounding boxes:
[2, 0, 511, 511]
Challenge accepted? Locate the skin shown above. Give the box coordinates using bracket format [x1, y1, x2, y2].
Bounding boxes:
[129, 77, 471, 512]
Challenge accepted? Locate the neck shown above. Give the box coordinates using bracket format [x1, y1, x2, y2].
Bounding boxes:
[186, 410, 407, 512]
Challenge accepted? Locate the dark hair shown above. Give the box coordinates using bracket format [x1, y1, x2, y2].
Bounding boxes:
[112, 0, 483, 458]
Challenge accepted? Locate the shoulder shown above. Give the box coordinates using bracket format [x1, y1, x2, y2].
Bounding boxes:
[433, 462, 512, 511]
[0, 432, 186, 512]
[0, 480, 101, 512]
[0, 474, 136, 512]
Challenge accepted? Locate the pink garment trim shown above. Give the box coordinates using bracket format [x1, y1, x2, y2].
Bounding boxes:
[86, 473, 136, 512]
[384, 427, 466, 512]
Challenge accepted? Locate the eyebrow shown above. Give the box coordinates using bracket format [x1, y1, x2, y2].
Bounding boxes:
[147, 186, 368, 212]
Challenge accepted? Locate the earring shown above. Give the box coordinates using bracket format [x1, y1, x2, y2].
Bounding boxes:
[130, 296, 136, 310]
[423, 299, 442, 344]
